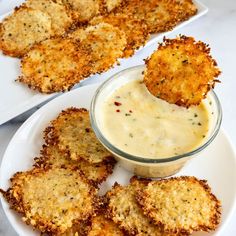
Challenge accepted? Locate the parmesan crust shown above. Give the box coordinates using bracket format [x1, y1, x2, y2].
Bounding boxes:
[87, 214, 125, 236]
[144, 36, 221, 107]
[137, 176, 221, 234]
[90, 13, 149, 57]
[34, 144, 116, 185]
[18, 37, 92, 93]
[115, 0, 197, 33]
[69, 23, 127, 74]
[44, 107, 114, 164]
[1, 167, 98, 234]
[106, 177, 175, 236]
[59, 0, 100, 23]
[0, 6, 52, 57]
[24, 0, 73, 36]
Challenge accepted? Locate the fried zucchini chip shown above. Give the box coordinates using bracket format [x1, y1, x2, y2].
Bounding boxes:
[144, 36, 221, 107]
[18, 37, 92, 93]
[24, 0, 73, 36]
[87, 214, 125, 236]
[59, 0, 100, 23]
[137, 176, 221, 234]
[44, 107, 114, 164]
[106, 176, 175, 235]
[0, 6, 52, 57]
[115, 0, 197, 33]
[69, 23, 127, 74]
[34, 144, 116, 185]
[1, 167, 98, 234]
[90, 13, 149, 57]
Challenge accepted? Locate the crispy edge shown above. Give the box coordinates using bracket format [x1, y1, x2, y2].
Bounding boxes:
[105, 177, 156, 235]
[136, 176, 222, 234]
[144, 35, 221, 107]
[1, 166, 100, 234]
[43, 107, 113, 164]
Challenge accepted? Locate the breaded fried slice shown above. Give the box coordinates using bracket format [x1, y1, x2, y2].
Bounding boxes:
[44, 107, 114, 164]
[18, 37, 92, 93]
[106, 176, 175, 236]
[34, 144, 116, 185]
[137, 176, 221, 234]
[144, 36, 221, 107]
[87, 214, 125, 236]
[100, 0, 124, 13]
[59, 0, 100, 23]
[115, 0, 197, 33]
[24, 0, 73, 36]
[0, 6, 52, 57]
[90, 13, 149, 57]
[69, 23, 126, 74]
[1, 167, 98, 234]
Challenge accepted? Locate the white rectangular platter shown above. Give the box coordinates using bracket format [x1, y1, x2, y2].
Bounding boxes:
[0, 0, 208, 125]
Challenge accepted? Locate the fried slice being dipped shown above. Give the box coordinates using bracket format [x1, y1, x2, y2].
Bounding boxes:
[144, 36, 221, 107]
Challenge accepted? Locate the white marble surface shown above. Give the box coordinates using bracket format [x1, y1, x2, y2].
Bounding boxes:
[0, 0, 236, 235]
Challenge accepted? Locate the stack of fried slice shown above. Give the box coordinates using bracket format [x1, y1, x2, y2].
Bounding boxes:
[0, 0, 198, 94]
[0, 107, 117, 235]
[106, 176, 221, 235]
[18, 22, 126, 93]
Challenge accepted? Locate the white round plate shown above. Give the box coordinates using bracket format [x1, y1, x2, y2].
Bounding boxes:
[1, 83, 236, 236]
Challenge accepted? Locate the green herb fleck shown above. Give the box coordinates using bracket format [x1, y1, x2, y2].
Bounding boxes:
[125, 113, 131, 116]
[194, 113, 198, 117]
[129, 133, 134, 138]
[198, 122, 202, 126]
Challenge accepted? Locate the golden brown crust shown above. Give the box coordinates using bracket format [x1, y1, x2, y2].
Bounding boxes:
[99, 0, 124, 14]
[24, 0, 73, 36]
[87, 213, 125, 236]
[58, 0, 100, 23]
[44, 107, 114, 164]
[90, 13, 149, 57]
[18, 37, 92, 93]
[34, 144, 116, 185]
[1, 167, 98, 234]
[115, 0, 197, 34]
[0, 6, 52, 57]
[136, 176, 221, 234]
[106, 177, 175, 236]
[69, 23, 127, 74]
[144, 35, 221, 107]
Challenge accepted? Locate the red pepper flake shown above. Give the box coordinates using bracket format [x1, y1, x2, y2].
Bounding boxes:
[114, 101, 122, 106]
[129, 110, 133, 113]
[116, 109, 120, 112]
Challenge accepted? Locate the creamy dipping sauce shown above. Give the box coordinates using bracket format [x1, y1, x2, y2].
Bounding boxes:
[100, 79, 210, 158]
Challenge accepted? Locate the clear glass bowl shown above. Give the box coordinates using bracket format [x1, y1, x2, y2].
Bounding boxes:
[90, 65, 222, 177]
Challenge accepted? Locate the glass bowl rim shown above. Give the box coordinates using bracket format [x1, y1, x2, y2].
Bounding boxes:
[90, 65, 222, 164]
